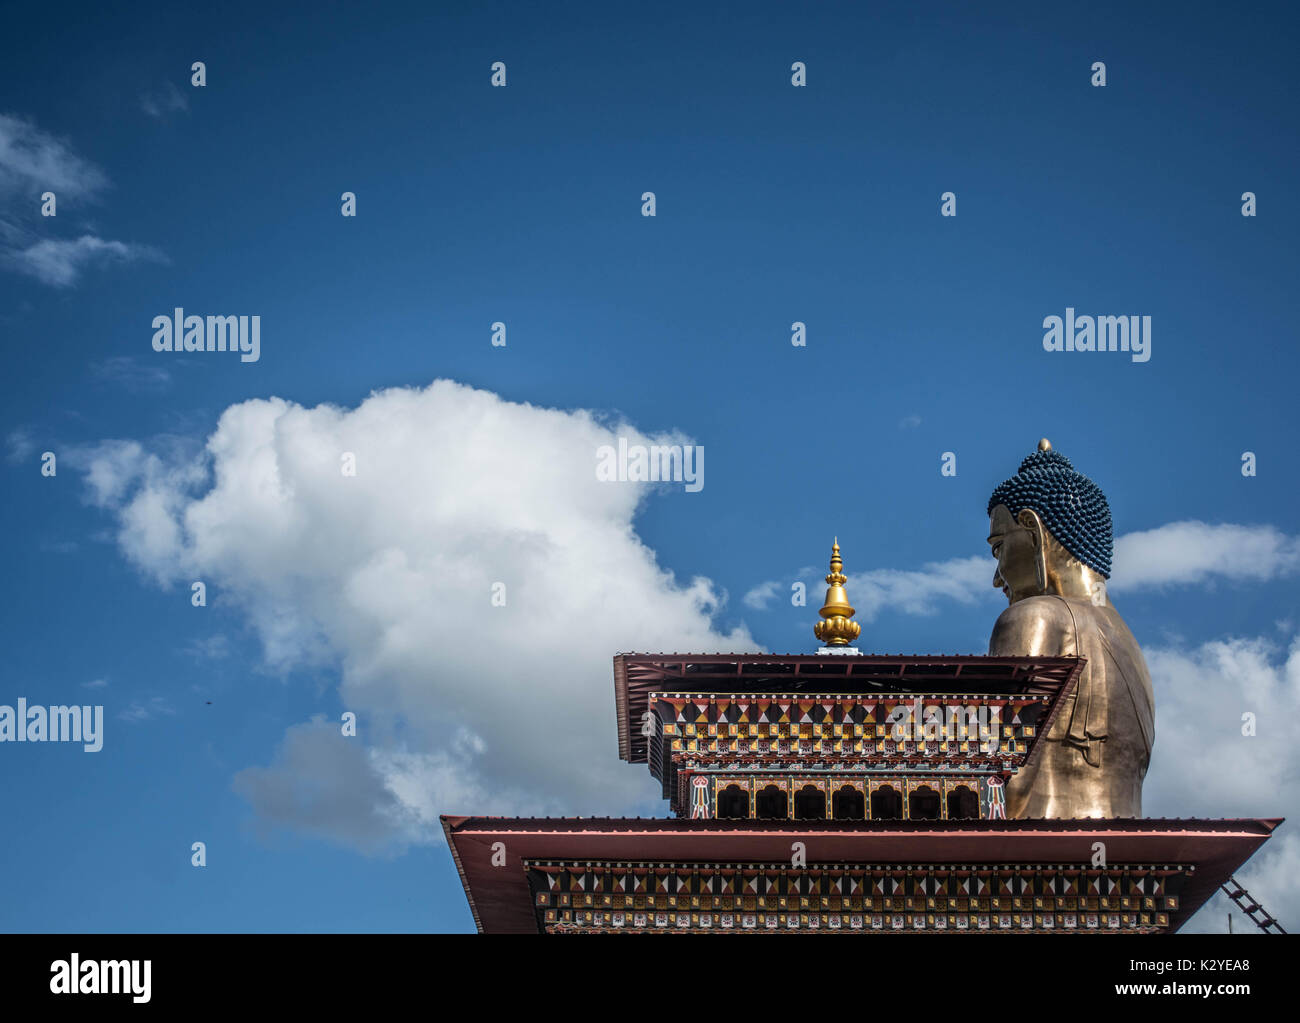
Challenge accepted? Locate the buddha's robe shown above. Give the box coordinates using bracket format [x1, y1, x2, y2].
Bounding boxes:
[989, 594, 1155, 819]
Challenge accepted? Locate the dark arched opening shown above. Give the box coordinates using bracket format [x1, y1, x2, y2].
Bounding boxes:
[946, 785, 979, 820]
[793, 784, 827, 820]
[832, 785, 865, 820]
[716, 784, 749, 819]
[870, 784, 903, 821]
[756, 784, 788, 820]
[910, 785, 941, 821]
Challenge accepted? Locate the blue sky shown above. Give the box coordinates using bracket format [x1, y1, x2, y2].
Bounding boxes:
[1, 1, 1297, 933]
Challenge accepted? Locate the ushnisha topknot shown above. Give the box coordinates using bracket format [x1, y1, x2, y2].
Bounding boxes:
[987, 439, 1113, 578]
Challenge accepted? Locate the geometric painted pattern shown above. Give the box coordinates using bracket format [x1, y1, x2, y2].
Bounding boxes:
[650, 691, 1048, 816]
[525, 860, 1189, 934]
[655, 692, 1045, 752]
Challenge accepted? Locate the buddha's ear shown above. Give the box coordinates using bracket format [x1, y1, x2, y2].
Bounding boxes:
[1017, 508, 1050, 592]
[1016, 507, 1043, 543]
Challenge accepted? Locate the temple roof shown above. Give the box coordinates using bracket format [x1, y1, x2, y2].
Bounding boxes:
[441, 815, 1282, 934]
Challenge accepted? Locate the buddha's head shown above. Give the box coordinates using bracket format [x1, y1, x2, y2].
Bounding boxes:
[986, 440, 1112, 605]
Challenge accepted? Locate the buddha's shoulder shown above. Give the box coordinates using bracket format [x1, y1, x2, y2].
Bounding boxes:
[990, 597, 1086, 656]
[993, 595, 1081, 630]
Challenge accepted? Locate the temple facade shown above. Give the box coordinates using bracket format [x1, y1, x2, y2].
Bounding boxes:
[442, 540, 1280, 933]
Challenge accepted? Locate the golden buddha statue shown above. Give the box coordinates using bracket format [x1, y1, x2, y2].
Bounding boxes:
[986, 439, 1155, 818]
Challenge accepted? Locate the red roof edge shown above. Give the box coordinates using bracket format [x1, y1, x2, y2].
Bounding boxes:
[440, 815, 484, 934]
[614, 654, 630, 761]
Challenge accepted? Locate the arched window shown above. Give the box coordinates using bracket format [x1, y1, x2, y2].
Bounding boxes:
[870, 784, 903, 821]
[716, 784, 749, 819]
[910, 785, 941, 821]
[756, 784, 788, 820]
[832, 785, 865, 820]
[793, 784, 827, 820]
[947, 785, 979, 820]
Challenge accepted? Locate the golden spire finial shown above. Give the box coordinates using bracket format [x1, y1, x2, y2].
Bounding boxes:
[814, 538, 861, 647]
[1038, 437, 1052, 452]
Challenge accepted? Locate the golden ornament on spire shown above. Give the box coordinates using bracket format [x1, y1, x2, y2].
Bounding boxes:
[814, 538, 861, 647]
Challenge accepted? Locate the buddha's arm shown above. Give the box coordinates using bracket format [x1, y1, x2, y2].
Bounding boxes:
[991, 596, 1116, 763]
[992, 598, 1078, 813]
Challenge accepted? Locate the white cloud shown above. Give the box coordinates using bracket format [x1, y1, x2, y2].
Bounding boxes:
[743, 580, 780, 609]
[118, 696, 176, 722]
[1111, 521, 1300, 590]
[5, 427, 35, 464]
[81, 380, 756, 853]
[91, 356, 172, 393]
[5, 235, 163, 287]
[1183, 831, 1297, 935]
[787, 521, 1300, 625]
[83, 678, 109, 689]
[0, 114, 164, 287]
[183, 634, 230, 661]
[140, 84, 189, 120]
[0, 114, 107, 199]
[848, 555, 994, 621]
[784, 554, 995, 624]
[72, 437, 206, 519]
[232, 720, 414, 856]
[1141, 632, 1299, 932]
[229, 718, 537, 856]
[898, 414, 922, 430]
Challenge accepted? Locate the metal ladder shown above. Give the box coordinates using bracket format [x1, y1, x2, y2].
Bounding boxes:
[1221, 876, 1287, 933]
